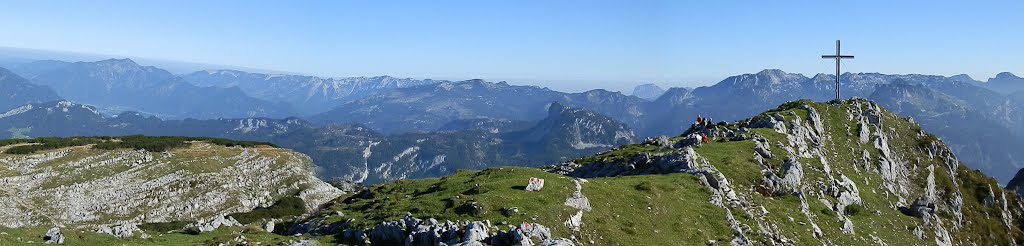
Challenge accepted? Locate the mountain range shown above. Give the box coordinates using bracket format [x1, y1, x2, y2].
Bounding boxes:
[304, 69, 1024, 183]
[181, 70, 445, 115]
[2, 57, 1024, 184]
[8, 59, 295, 119]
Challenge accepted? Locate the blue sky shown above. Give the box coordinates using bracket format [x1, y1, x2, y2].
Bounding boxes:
[0, 1, 1020, 92]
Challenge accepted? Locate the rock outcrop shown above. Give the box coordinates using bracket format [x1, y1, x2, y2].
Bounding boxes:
[43, 226, 63, 244]
[322, 213, 572, 246]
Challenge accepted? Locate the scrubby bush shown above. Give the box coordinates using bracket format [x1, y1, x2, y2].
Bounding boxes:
[2, 135, 275, 154]
[844, 204, 863, 216]
[230, 197, 306, 225]
[635, 181, 656, 193]
[820, 207, 834, 216]
[3, 137, 102, 154]
[94, 135, 191, 152]
[139, 221, 192, 233]
[0, 138, 36, 147]
[916, 134, 941, 148]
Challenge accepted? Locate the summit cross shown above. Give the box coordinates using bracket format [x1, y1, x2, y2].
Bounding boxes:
[821, 40, 854, 100]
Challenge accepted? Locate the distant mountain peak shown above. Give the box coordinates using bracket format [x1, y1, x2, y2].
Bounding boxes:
[949, 74, 977, 83]
[94, 58, 140, 67]
[364, 75, 395, 80]
[756, 68, 788, 76]
[631, 83, 665, 101]
[465, 78, 488, 84]
[204, 69, 245, 76]
[811, 73, 834, 80]
[752, 69, 806, 81]
[719, 69, 808, 89]
[995, 72, 1021, 80]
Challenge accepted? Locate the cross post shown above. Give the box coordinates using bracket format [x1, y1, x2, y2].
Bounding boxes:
[822, 40, 854, 100]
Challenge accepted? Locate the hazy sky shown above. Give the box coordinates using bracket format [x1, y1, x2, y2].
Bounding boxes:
[0, 1, 1020, 92]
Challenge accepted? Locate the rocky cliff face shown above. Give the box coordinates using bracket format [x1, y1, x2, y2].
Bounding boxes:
[0, 140, 343, 230]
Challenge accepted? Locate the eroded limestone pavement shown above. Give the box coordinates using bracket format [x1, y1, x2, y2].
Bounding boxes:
[0, 142, 344, 238]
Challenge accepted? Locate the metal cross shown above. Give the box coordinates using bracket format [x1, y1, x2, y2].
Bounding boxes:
[822, 40, 854, 100]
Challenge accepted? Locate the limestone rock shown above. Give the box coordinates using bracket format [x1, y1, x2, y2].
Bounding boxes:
[833, 174, 862, 213]
[288, 240, 320, 246]
[43, 226, 63, 244]
[193, 214, 241, 232]
[557, 147, 709, 179]
[463, 221, 489, 242]
[264, 219, 279, 233]
[96, 223, 140, 239]
[750, 113, 789, 134]
[761, 158, 804, 196]
[841, 218, 855, 235]
[454, 241, 485, 246]
[903, 197, 936, 221]
[753, 135, 773, 160]
[539, 238, 575, 246]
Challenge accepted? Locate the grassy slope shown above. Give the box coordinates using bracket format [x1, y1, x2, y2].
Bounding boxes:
[314, 167, 735, 245]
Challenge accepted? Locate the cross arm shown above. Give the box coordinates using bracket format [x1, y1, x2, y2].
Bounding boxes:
[822, 55, 855, 59]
